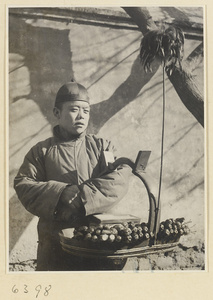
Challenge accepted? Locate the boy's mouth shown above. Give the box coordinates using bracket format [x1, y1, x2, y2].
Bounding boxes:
[75, 122, 85, 126]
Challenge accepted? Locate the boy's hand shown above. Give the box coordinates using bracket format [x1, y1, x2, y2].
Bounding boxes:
[60, 185, 80, 205]
[55, 185, 85, 222]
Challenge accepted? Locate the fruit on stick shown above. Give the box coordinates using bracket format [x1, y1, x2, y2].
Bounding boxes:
[103, 225, 111, 230]
[108, 234, 116, 243]
[91, 235, 98, 242]
[122, 222, 129, 228]
[102, 229, 112, 235]
[73, 220, 160, 248]
[110, 228, 118, 235]
[95, 229, 102, 235]
[144, 233, 150, 239]
[138, 232, 144, 239]
[100, 234, 109, 242]
[157, 217, 191, 243]
[175, 217, 185, 223]
[114, 224, 125, 231]
[115, 235, 122, 243]
[84, 233, 92, 241]
[160, 224, 165, 230]
[132, 233, 139, 241]
[132, 227, 138, 233]
[125, 235, 132, 244]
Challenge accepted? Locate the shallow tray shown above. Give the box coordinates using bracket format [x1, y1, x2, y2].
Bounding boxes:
[59, 233, 178, 260]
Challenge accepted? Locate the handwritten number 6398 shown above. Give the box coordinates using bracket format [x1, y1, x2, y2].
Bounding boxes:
[12, 284, 52, 297]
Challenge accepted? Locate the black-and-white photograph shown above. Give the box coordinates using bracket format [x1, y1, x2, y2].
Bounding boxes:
[8, 6, 205, 272]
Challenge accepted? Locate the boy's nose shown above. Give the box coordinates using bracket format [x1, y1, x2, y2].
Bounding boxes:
[77, 109, 84, 119]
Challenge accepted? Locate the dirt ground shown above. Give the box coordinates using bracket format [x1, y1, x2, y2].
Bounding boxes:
[9, 240, 205, 272]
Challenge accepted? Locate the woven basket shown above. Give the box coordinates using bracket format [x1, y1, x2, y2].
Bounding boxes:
[59, 156, 179, 261]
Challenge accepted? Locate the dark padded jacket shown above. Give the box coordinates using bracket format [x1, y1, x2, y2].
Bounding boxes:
[14, 126, 131, 270]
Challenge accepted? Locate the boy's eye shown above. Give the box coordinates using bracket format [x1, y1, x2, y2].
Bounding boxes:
[84, 109, 90, 114]
[70, 108, 79, 112]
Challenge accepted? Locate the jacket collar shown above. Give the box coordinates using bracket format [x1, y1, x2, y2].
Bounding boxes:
[53, 125, 86, 142]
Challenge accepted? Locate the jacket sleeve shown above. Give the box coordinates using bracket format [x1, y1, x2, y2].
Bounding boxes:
[79, 165, 131, 216]
[14, 143, 68, 221]
[79, 137, 132, 216]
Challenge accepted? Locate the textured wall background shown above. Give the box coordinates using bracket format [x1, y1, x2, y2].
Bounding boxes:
[8, 7, 204, 265]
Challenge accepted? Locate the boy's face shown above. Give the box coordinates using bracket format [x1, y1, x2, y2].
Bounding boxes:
[54, 101, 90, 136]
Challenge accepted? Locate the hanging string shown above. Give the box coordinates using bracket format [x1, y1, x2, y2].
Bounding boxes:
[155, 64, 166, 236]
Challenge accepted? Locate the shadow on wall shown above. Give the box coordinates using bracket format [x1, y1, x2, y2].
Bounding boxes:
[87, 55, 159, 134]
[9, 16, 74, 125]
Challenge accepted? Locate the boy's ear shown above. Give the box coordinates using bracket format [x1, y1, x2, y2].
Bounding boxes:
[53, 107, 60, 119]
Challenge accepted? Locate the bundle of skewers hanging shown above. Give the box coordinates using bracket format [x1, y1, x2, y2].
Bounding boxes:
[139, 26, 185, 74]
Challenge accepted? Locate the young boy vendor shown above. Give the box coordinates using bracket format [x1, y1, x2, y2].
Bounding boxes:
[14, 80, 131, 271]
